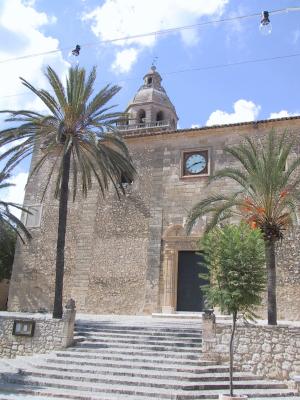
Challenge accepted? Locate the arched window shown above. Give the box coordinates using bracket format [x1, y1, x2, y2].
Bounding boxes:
[147, 77, 152, 85]
[156, 111, 164, 122]
[138, 109, 146, 124]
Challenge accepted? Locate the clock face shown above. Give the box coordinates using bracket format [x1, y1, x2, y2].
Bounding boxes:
[184, 152, 208, 175]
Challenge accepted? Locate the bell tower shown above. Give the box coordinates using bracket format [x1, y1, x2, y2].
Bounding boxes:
[119, 66, 178, 133]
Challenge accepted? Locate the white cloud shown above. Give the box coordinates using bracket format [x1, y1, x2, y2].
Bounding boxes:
[0, 1, 70, 214]
[82, 0, 229, 73]
[0, 0, 69, 111]
[191, 124, 200, 129]
[1, 172, 29, 218]
[112, 48, 139, 73]
[269, 110, 300, 119]
[206, 99, 261, 126]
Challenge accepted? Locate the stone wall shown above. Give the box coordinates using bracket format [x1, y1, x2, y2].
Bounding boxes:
[7, 117, 300, 317]
[202, 314, 300, 381]
[0, 307, 75, 358]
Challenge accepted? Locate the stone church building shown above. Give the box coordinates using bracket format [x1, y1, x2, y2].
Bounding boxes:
[7, 66, 300, 320]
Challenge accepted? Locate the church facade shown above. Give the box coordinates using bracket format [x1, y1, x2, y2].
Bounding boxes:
[7, 67, 300, 320]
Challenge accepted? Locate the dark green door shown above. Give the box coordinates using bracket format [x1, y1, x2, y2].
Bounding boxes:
[176, 251, 207, 312]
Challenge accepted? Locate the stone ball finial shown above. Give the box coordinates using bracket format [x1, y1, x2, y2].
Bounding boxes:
[65, 298, 76, 310]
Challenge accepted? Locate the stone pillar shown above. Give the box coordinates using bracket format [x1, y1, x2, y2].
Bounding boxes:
[61, 299, 76, 347]
[162, 248, 176, 313]
[294, 376, 300, 394]
[202, 312, 219, 361]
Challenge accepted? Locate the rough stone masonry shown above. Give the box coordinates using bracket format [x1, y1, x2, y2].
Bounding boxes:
[6, 66, 300, 320]
[202, 313, 300, 381]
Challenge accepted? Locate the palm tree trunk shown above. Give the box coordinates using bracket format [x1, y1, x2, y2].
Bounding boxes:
[265, 239, 277, 325]
[229, 310, 237, 397]
[53, 149, 71, 319]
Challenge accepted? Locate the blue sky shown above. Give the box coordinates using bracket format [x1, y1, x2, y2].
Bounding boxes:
[0, 0, 300, 208]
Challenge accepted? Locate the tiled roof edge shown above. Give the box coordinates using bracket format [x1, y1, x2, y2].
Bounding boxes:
[123, 115, 300, 139]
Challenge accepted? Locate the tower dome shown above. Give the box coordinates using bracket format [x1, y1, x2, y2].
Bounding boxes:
[119, 66, 178, 133]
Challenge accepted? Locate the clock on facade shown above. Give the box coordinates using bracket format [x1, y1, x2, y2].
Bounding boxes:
[182, 150, 209, 177]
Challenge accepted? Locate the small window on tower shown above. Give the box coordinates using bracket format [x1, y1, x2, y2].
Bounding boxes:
[147, 77, 152, 85]
[138, 109, 146, 124]
[24, 205, 42, 228]
[156, 111, 164, 122]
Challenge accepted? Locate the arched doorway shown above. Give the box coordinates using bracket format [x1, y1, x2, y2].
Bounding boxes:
[161, 225, 206, 313]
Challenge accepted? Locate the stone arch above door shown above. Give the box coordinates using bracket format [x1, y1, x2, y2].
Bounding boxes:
[161, 224, 199, 313]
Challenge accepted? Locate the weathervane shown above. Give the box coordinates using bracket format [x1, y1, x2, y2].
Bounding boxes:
[151, 56, 158, 69]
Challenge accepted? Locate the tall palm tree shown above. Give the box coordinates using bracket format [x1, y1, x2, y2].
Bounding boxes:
[186, 131, 300, 325]
[0, 171, 31, 243]
[0, 66, 135, 318]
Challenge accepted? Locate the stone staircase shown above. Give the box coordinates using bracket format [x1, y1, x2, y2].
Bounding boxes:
[0, 315, 299, 399]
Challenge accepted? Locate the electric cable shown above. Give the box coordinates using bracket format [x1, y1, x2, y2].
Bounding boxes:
[1, 51, 299, 101]
[0, 7, 297, 65]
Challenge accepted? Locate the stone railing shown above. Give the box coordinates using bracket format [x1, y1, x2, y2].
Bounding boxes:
[202, 313, 300, 381]
[0, 300, 76, 358]
[117, 120, 170, 132]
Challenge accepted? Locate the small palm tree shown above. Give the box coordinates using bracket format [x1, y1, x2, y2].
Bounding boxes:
[186, 131, 300, 325]
[0, 171, 31, 243]
[0, 66, 135, 318]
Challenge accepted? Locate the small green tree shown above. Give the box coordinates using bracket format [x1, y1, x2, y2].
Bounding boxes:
[201, 223, 266, 398]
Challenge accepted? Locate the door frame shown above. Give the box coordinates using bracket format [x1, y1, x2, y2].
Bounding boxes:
[161, 224, 200, 313]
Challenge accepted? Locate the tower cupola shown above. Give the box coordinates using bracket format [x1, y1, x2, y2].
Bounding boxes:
[119, 66, 178, 133]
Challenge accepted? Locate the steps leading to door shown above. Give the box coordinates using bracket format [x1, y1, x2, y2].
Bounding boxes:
[0, 315, 299, 399]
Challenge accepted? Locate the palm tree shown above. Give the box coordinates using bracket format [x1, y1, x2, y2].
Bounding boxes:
[186, 131, 300, 325]
[0, 171, 31, 243]
[0, 66, 135, 318]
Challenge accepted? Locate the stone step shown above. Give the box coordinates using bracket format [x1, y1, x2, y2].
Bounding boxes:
[73, 340, 202, 351]
[74, 327, 202, 338]
[42, 355, 224, 372]
[176, 389, 300, 399]
[61, 347, 202, 359]
[27, 361, 235, 378]
[0, 382, 299, 400]
[52, 351, 220, 366]
[0, 316, 296, 400]
[19, 365, 266, 384]
[75, 324, 202, 336]
[74, 334, 202, 345]
[75, 324, 202, 333]
[76, 329, 201, 337]
[0, 382, 166, 400]
[0, 385, 300, 400]
[2, 375, 294, 398]
[152, 313, 202, 320]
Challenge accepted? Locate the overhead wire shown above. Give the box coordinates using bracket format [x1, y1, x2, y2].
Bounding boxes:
[1, 51, 299, 101]
[0, 6, 299, 102]
[0, 7, 296, 65]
